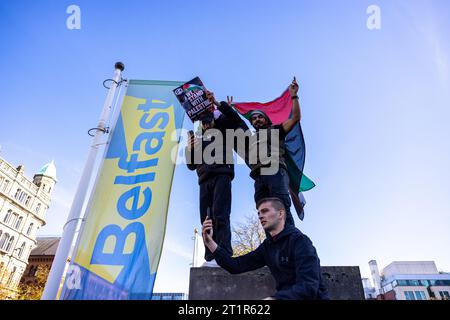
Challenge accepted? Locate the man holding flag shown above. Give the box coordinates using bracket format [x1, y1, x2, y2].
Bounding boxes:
[231, 78, 304, 226]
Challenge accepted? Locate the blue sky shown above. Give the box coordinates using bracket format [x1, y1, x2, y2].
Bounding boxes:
[1, 0, 449, 294]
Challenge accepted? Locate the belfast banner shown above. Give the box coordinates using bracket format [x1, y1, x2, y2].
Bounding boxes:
[60, 80, 185, 299]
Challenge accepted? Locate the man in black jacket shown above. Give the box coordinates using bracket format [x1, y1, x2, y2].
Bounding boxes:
[202, 197, 329, 300]
[186, 91, 248, 264]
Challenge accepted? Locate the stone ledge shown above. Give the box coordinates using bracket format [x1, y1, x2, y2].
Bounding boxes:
[189, 266, 365, 300]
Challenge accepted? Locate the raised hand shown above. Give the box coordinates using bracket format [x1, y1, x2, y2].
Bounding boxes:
[205, 90, 219, 107]
[227, 95, 234, 106]
[202, 217, 214, 244]
[289, 76, 299, 97]
[187, 132, 199, 150]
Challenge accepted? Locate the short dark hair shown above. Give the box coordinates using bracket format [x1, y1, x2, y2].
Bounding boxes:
[256, 197, 286, 213]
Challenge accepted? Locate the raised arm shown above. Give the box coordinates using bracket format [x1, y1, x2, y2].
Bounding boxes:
[282, 77, 301, 134]
[205, 91, 249, 130]
[202, 217, 265, 274]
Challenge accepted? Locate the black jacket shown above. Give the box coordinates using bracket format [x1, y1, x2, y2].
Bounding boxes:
[213, 225, 329, 300]
[186, 102, 249, 185]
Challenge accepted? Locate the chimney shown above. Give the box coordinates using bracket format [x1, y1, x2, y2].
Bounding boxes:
[16, 165, 25, 174]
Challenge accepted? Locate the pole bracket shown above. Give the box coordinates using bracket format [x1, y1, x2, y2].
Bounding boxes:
[62, 217, 86, 231]
[87, 126, 109, 137]
[103, 77, 127, 89]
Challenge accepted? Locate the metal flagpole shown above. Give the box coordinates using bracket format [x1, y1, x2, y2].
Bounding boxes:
[42, 62, 125, 300]
[192, 228, 199, 268]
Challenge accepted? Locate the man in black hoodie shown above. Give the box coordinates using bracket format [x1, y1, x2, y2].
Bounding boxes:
[186, 91, 248, 264]
[202, 197, 329, 300]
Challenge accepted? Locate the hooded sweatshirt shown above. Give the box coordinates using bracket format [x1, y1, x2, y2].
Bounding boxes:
[212, 225, 329, 300]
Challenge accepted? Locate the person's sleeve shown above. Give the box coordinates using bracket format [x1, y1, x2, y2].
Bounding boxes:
[212, 244, 266, 274]
[185, 146, 197, 171]
[217, 101, 249, 130]
[274, 236, 322, 300]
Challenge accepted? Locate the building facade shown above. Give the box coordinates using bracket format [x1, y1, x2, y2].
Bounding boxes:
[0, 156, 56, 297]
[362, 277, 377, 299]
[367, 260, 450, 300]
[21, 237, 60, 285]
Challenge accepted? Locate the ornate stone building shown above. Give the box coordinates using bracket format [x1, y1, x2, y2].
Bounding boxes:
[0, 156, 56, 297]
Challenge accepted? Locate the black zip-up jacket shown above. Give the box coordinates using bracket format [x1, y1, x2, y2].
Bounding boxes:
[212, 225, 329, 300]
[186, 102, 249, 185]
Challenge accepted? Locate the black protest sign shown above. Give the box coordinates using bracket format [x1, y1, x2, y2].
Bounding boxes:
[173, 77, 213, 122]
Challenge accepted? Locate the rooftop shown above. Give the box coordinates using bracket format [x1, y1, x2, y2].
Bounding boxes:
[30, 237, 60, 256]
[37, 160, 57, 181]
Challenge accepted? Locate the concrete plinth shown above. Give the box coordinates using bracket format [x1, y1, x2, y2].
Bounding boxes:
[189, 266, 365, 300]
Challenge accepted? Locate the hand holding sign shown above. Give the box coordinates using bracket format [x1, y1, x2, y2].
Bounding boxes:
[205, 90, 220, 108]
[173, 77, 213, 122]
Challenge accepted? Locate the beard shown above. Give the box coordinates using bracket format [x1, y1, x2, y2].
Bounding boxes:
[253, 121, 268, 130]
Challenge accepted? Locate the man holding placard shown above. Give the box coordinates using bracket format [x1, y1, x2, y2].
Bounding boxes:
[181, 78, 248, 265]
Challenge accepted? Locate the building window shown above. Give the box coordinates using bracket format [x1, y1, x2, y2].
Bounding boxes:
[419, 280, 430, 287]
[11, 213, 19, 227]
[25, 195, 31, 206]
[15, 216, 23, 229]
[5, 236, 14, 252]
[31, 265, 38, 277]
[0, 233, 10, 250]
[405, 291, 416, 300]
[27, 223, 34, 236]
[7, 267, 16, 286]
[414, 291, 426, 300]
[19, 191, 27, 203]
[2, 180, 9, 192]
[18, 242, 25, 258]
[36, 203, 41, 213]
[3, 209, 12, 224]
[28, 265, 34, 276]
[15, 188, 21, 199]
[439, 291, 450, 300]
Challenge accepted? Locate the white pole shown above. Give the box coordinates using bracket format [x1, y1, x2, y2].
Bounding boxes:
[42, 62, 125, 300]
[192, 228, 199, 268]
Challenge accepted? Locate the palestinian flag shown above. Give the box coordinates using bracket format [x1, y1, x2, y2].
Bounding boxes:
[233, 89, 315, 220]
[182, 83, 203, 92]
